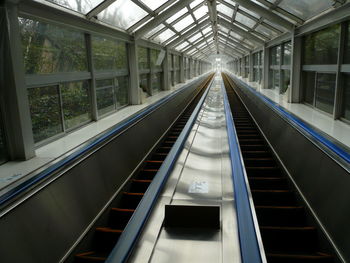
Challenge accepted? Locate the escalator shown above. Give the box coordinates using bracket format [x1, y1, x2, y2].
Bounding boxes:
[74, 77, 212, 263]
[222, 74, 334, 263]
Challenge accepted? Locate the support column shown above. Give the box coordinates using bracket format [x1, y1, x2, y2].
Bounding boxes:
[162, 48, 170, 90]
[263, 44, 270, 89]
[290, 31, 302, 103]
[249, 52, 254, 82]
[128, 40, 141, 105]
[180, 55, 185, 83]
[0, 3, 35, 160]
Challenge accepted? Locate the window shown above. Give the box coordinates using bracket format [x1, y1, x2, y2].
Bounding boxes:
[61, 81, 91, 130]
[19, 18, 87, 74]
[342, 74, 350, 121]
[281, 70, 290, 94]
[140, 74, 150, 95]
[92, 36, 127, 71]
[303, 71, 316, 105]
[28, 86, 63, 143]
[345, 23, 350, 64]
[271, 46, 281, 66]
[283, 42, 291, 65]
[96, 79, 115, 116]
[138, 47, 149, 70]
[115, 76, 129, 107]
[304, 24, 340, 65]
[315, 73, 336, 114]
[150, 49, 162, 70]
[151, 73, 162, 94]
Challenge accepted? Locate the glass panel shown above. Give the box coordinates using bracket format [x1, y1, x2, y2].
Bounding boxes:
[173, 15, 194, 32]
[166, 8, 187, 24]
[174, 56, 180, 69]
[98, 0, 148, 30]
[238, 6, 260, 18]
[61, 81, 91, 130]
[115, 76, 129, 108]
[19, 18, 87, 74]
[189, 33, 201, 43]
[281, 70, 290, 94]
[342, 74, 350, 120]
[193, 5, 208, 20]
[138, 47, 149, 70]
[175, 42, 190, 51]
[202, 26, 211, 35]
[190, 0, 203, 8]
[315, 73, 336, 114]
[96, 79, 115, 116]
[0, 119, 7, 164]
[283, 42, 291, 65]
[145, 24, 165, 39]
[140, 74, 150, 95]
[303, 71, 316, 105]
[256, 25, 278, 38]
[345, 23, 350, 64]
[154, 29, 176, 43]
[217, 4, 233, 18]
[278, 0, 333, 20]
[92, 36, 127, 71]
[150, 49, 162, 70]
[304, 24, 340, 65]
[151, 73, 162, 94]
[235, 13, 256, 28]
[140, 0, 168, 10]
[269, 69, 280, 90]
[45, 0, 104, 14]
[28, 86, 62, 143]
[270, 45, 281, 65]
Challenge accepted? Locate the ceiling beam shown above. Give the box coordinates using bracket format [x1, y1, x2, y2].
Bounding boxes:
[232, 0, 294, 31]
[207, 0, 219, 53]
[218, 32, 251, 52]
[134, 0, 193, 39]
[86, 0, 118, 19]
[182, 33, 214, 53]
[218, 18, 265, 45]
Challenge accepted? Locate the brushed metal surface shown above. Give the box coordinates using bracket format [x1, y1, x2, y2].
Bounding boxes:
[128, 74, 241, 263]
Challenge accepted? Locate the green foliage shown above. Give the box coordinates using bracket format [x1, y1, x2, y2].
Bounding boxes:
[138, 46, 148, 69]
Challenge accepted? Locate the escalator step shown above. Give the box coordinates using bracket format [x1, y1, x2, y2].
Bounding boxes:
[255, 206, 306, 226]
[242, 150, 270, 158]
[260, 226, 318, 253]
[129, 179, 152, 193]
[266, 252, 333, 263]
[240, 145, 269, 151]
[75, 251, 108, 263]
[94, 227, 123, 253]
[151, 153, 167, 161]
[239, 139, 264, 145]
[249, 177, 289, 190]
[246, 167, 281, 176]
[138, 169, 158, 179]
[252, 190, 296, 206]
[244, 158, 276, 167]
[156, 147, 172, 154]
[119, 192, 144, 209]
[144, 160, 163, 169]
[108, 208, 134, 229]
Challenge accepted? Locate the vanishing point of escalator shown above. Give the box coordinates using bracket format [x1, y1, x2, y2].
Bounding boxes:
[74, 76, 212, 263]
[222, 74, 333, 263]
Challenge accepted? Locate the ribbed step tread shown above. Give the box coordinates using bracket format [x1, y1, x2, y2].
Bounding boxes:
[267, 252, 333, 263]
[75, 252, 108, 262]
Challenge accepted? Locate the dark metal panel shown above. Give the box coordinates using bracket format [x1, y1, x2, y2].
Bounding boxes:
[0, 76, 208, 263]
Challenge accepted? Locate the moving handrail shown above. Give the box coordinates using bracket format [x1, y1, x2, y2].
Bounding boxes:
[106, 76, 215, 263]
[0, 74, 211, 209]
[221, 81, 265, 263]
[225, 72, 350, 170]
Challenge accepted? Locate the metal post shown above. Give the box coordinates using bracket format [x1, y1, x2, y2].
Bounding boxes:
[0, 3, 35, 160]
[163, 48, 170, 90]
[127, 40, 141, 105]
[290, 31, 302, 103]
[263, 44, 270, 89]
[180, 55, 185, 83]
[249, 52, 254, 82]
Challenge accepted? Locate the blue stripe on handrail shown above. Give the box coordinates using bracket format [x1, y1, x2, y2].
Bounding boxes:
[106, 76, 214, 263]
[221, 81, 263, 263]
[0, 75, 210, 207]
[226, 72, 350, 164]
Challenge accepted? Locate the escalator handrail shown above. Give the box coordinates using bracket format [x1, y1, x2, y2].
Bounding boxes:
[221, 81, 265, 263]
[0, 74, 211, 208]
[106, 75, 215, 263]
[226, 72, 350, 169]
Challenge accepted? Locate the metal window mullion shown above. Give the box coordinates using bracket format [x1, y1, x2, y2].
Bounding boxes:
[85, 33, 98, 121]
[58, 85, 66, 133]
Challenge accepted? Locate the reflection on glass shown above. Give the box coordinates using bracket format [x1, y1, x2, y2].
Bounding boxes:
[342, 74, 350, 121]
[269, 69, 280, 90]
[92, 36, 127, 71]
[283, 42, 291, 65]
[138, 47, 149, 70]
[345, 23, 350, 64]
[150, 49, 162, 70]
[151, 73, 162, 94]
[315, 73, 336, 114]
[98, 0, 148, 30]
[303, 71, 315, 105]
[61, 81, 91, 130]
[46, 0, 104, 14]
[96, 79, 115, 116]
[0, 119, 7, 164]
[19, 18, 87, 74]
[281, 70, 290, 94]
[140, 74, 150, 95]
[115, 76, 129, 108]
[28, 86, 63, 143]
[270, 45, 281, 65]
[278, 0, 333, 20]
[304, 24, 340, 65]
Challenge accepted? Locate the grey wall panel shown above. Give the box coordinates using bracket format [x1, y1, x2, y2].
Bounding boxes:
[230, 79, 350, 262]
[0, 75, 209, 263]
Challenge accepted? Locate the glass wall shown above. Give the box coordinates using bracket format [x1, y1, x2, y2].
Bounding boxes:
[0, 120, 7, 165]
[269, 42, 290, 95]
[174, 55, 180, 84]
[342, 74, 350, 121]
[20, 17, 129, 144]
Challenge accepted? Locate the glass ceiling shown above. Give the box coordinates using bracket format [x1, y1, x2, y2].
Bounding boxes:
[41, 0, 345, 60]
